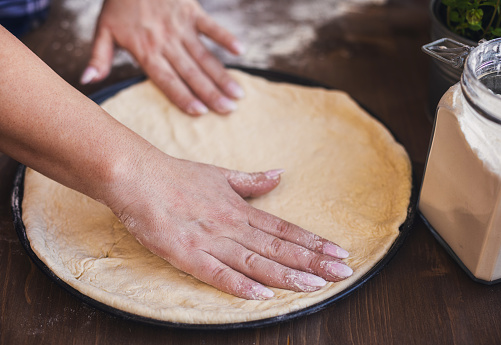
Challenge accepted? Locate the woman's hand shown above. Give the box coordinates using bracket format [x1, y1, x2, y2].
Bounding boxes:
[107, 148, 353, 300]
[81, 0, 245, 116]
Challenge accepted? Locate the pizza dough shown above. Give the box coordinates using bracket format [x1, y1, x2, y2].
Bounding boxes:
[22, 70, 412, 324]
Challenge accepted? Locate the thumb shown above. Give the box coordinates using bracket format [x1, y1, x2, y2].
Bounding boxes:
[80, 27, 114, 85]
[220, 168, 285, 198]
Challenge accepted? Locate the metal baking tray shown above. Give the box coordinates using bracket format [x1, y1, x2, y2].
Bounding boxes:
[11, 67, 417, 330]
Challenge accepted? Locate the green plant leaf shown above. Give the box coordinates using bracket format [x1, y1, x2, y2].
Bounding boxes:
[469, 23, 483, 30]
[456, 1, 473, 10]
[450, 10, 461, 22]
[467, 8, 484, 25]
[491, 27, 501, 35]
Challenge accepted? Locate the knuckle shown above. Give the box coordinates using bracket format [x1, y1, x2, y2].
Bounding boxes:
[176, 233, 201, 253]
[134, 31, 162, 60]
[243, 252, 260, 270]
[206, 90, 224, 104]
[299, 233, 322, 253]
[154, 72, 190, 104]
[194, 218, 217, 232]
[267, 237, 285, 259]
[210, 265, 233, 286]
[141, 25, 162, 46]
[177, 63, 197, 79]
[192, 47, 213, 63]
[306, 253, 328, 274]
[217, 72, 233, 87]
[140, 53, 162, 72]
[276, 219, 294, 237]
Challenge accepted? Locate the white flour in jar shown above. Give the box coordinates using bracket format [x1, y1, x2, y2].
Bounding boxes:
[458, 90, 501, 177]
[420, 83, 501, 282]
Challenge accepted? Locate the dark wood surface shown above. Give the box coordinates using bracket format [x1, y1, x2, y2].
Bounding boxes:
[2, 0, 501, 344]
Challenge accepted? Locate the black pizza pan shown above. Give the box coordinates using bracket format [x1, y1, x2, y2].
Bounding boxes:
[11, 66, 418, 330]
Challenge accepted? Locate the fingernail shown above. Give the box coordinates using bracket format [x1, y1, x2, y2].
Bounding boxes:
[215, 97, 237, 113]
[323, 261, 353, 278]
[301, 273, 327, 288]
[265, 169, 285, 179]
[286, 272, 326, 292]
[323, 243, 349, 259]
[186, 100, 209, 116]
[251, 285, 274, 300]
[232, 40, 246, 55]
[80, 66, 99, 85]
[225, 80, 245, 99]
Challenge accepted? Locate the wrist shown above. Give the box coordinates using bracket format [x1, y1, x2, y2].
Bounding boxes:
[95, 140, 174, 221]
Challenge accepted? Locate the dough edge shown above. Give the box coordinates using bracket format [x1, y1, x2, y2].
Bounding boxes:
[22, 70, 412, 324]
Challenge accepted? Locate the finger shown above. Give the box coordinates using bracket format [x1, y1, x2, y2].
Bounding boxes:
[183, 37, 245, 100]
[162, 42, 237, 114]
[196, 14, 245, 56]
[81, 27, 114, 84]
[141, 52, 209, 116]
[176, 249, 274, 300]
[230, 223, 353, 282]
[218, 168, 284, 198]
[247, 208, 350, 259]
[209, 237, 327, 292]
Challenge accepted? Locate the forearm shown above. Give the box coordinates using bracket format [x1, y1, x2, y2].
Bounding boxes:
[0, 26, 151, 203]
[0, 27, 353, 301]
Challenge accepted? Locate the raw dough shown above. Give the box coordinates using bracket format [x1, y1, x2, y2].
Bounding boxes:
[22, 70, 412, 324]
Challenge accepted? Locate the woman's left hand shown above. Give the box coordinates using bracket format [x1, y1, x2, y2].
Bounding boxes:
[81, 0, 245, 116]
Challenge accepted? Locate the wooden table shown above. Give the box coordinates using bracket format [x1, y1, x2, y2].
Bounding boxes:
[2, 0, 500, 344]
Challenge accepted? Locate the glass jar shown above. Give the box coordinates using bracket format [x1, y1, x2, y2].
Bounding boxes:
[419, 38, 501, 283]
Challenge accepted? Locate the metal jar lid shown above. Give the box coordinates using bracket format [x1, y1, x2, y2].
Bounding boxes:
[422, 38, 477, 69]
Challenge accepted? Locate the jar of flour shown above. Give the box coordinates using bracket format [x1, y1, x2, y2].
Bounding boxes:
[420, 38, 501, 283]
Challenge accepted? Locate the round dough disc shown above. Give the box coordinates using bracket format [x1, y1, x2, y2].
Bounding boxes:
[22, 70, 412, 324]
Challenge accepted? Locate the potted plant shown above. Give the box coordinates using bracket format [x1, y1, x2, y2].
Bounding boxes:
[440, 0, 501, 41]
[426, 0, 501, 118]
